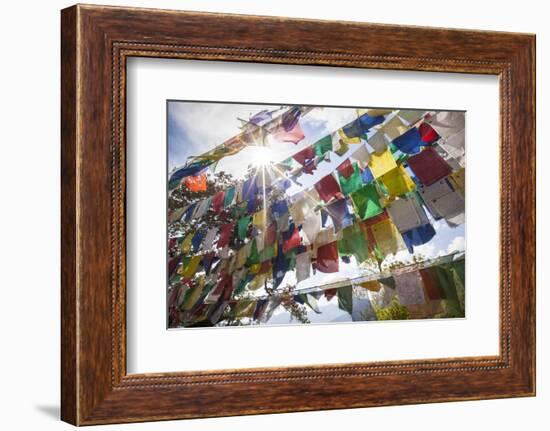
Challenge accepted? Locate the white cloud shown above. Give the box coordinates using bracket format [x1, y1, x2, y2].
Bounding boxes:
[446, 236, 465, 253]
[301, 107, 357, 136]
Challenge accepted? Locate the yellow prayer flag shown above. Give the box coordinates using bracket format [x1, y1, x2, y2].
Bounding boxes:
[248, 273, 267, 291]
[448, 168, 465, 198]
[378, 165, 416, 196]
[359, 281, 381, 292]
[179, 255, 201, 278]
[180, 232, 193, 254]
[371, 219, 406, 256]
[368, 148, 397, 178]
[253, 209, 268, 230]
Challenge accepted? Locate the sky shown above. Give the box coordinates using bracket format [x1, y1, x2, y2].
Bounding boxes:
[167, 101, 465, 324]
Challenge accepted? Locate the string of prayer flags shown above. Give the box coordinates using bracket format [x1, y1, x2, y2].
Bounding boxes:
[314, 241, 339, 273]
[368, 148, 397, 178]
[350, 183, 383, 220]
[337, 285, 353, 314]
[407, 147, 452, 186]
[315, 173, 343, 203]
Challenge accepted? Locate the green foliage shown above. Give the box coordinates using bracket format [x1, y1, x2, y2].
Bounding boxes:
[373, 297, 409, 321]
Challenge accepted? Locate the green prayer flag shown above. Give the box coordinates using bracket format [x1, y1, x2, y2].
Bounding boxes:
[350, 184, 383, 220]
[432, 265, 463, 317]
[314, 135, 333, 156]
[223, 186, 235, 207]
[247, 238, 260, 265]
[338, 162, 363, 195]
[259, 243, 276, 262]
[237, 216, 251, 240]
[338, 223, 370, 263]
[337, 285, 353, 314]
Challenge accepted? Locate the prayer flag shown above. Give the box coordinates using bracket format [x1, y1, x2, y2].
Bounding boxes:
[182, 173, 207, 192]
[211, 190, 225, 213]
[387, 195, 430, 233]
[397, 110, 425, 124]
[337, 285, 353, 314]
[367, 131, 389, 153]
[338, 162, 363, 195]
[217, 223, 234, 248]
[314, 173, 343, 203]
[371, 218, 406, 256]
[293, 145, 316, 166]
[381, 115, 408, 140]
[313, 135, 333, 156]
[337, 159, 354, 178]
[391, 127, 423, 154]
[296, 251, 311, 283]
[378, 165, 416, 196]
[350, 184, 383, 220]
[394, 270, 426, 305]
[368, 148, 397, 178]
[419, 268, 445, 300]
[282, 223, 301, 253]
[314, 241, 339, 273]
[418, 122, 439, 144]
[402, 223, 436, 254]
[237, 216, 251, 240]
[407, 147, 452, 186]
[179, 255, 201, 278]
[323, 199, 354, 231]
[302, 211, 321, 245]
[338, 223, 370, 263]
[350, 143, 371, 169]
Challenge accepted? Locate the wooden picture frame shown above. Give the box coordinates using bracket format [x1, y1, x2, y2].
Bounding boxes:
[61, 4, 536, 425]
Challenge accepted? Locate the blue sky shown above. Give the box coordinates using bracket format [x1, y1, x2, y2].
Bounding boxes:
[168, 101, 465, 323]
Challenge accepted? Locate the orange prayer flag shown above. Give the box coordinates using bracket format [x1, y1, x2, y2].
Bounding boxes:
[183, 173, 207, 192]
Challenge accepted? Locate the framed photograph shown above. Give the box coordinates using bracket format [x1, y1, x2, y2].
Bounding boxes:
[61, 4, 536, 425]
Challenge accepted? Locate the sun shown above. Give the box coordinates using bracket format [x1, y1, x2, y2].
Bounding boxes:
[249, 146, 275, 167]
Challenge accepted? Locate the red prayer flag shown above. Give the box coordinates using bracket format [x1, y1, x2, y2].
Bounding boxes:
[292, 145, 315, 166]
[282, 225, 301, 253]
[324, 288, 338, 301]
[314, 173, 343, 203]
[314, 242, 339, 273]
[418, 122, 439, 144]
[407, 147, 452, 186]
[217, 223, 234, 248]
[211, 190, 225, 214]
[183, 173, 207, 192]
[265, 222, 278, 246]
[337, 159, 354, 179]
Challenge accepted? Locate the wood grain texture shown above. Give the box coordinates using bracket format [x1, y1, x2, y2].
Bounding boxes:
[60, 4, 536, 425]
